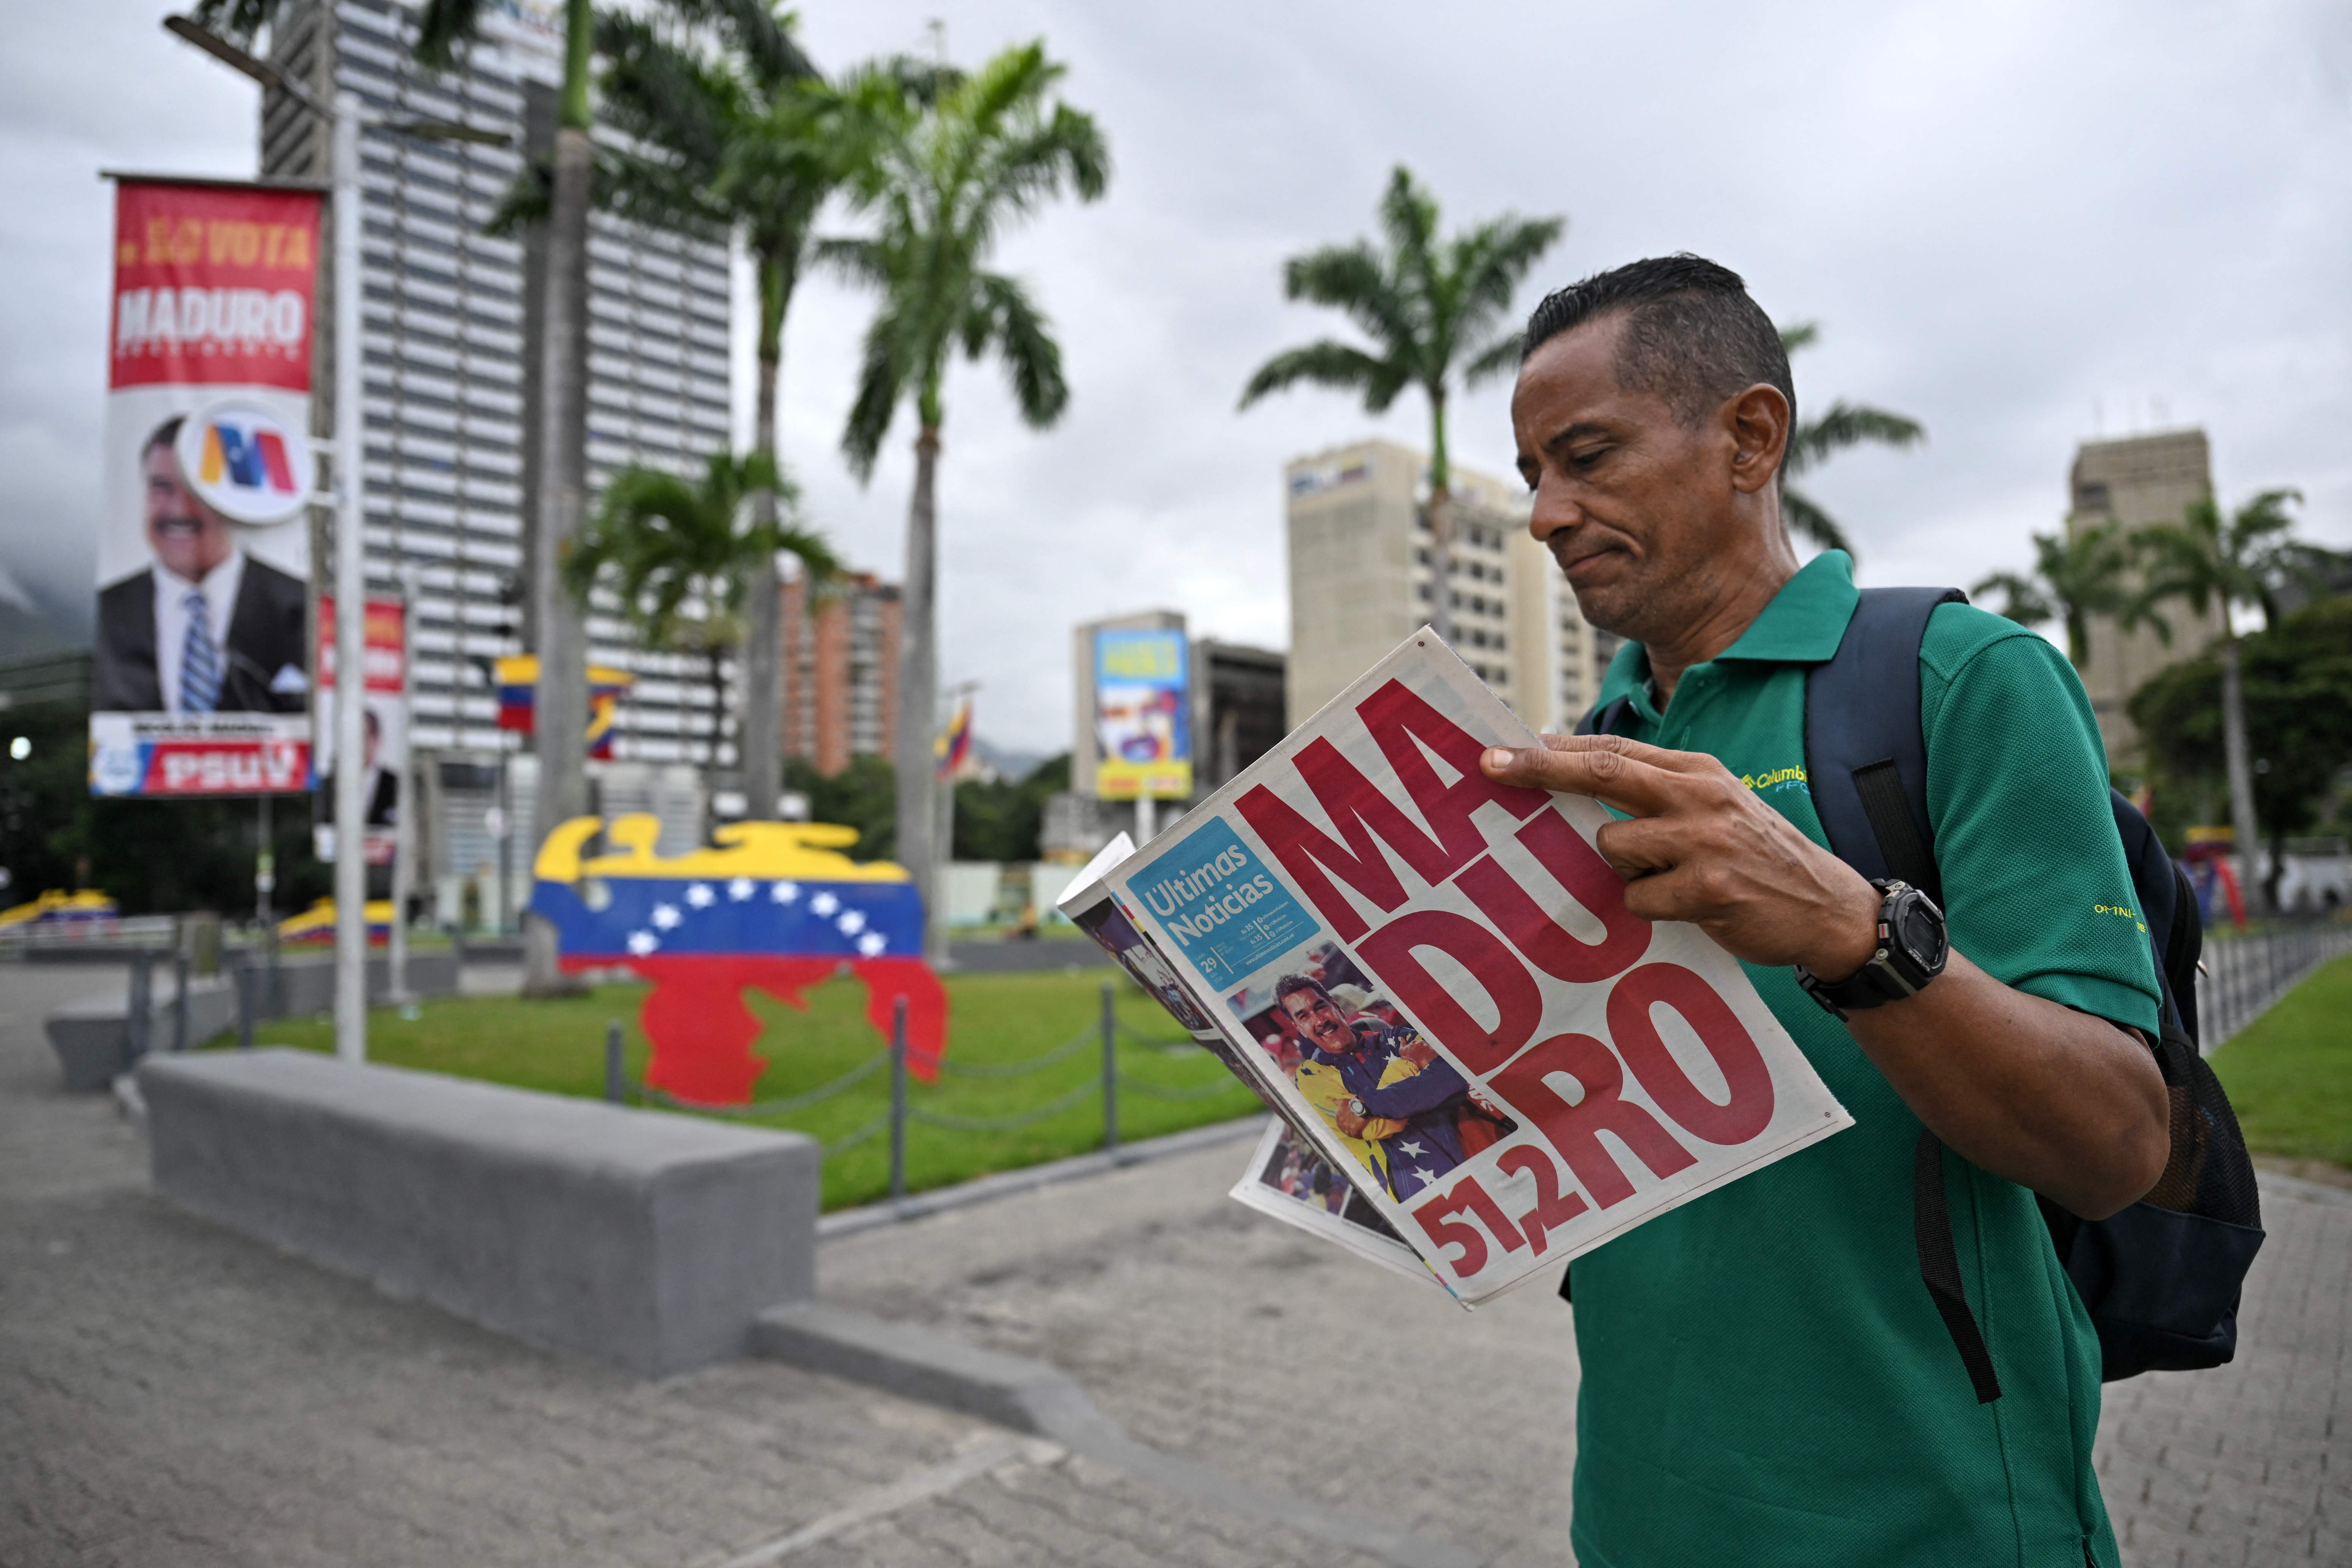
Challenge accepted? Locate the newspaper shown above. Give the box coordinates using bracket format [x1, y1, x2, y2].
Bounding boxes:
[1058, 628, 1852, 1306]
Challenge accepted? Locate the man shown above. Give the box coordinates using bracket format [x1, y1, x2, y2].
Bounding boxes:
[1480, 255, 2168, 1565]
[318, 706, 399, 829]
[94, 416, 307, 714]
[1276, 974, 1470, 1201]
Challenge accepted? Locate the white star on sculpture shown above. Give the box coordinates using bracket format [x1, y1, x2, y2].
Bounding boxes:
[1399, 1139, 1426, 1157]
[810, 891, 839, 916]
[686, 883, 715, 908]
[836, 909, 867, 935]
[856, 932, 888, 957]
[626, 930, 659, 956]
[728, 877, 756, 901]
[771, 880, 800, 903]
[651, 903, 681, 930]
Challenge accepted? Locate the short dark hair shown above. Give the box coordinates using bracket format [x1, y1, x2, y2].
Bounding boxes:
[1274, 974, 1330, 1013]
[1521, 255, 1793, 447]
[144, 415, 185, 458]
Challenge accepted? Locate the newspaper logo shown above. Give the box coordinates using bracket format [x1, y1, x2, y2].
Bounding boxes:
[1134, 819, 1320, 986]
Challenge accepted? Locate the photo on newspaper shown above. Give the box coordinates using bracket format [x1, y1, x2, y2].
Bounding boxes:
[1227, 1121, 1443, 1291]
[1064, 627, 1854, 1307]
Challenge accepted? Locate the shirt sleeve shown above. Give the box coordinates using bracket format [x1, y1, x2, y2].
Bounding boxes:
[1920, 605, 2162, 1034]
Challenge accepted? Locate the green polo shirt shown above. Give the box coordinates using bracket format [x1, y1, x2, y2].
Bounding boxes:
[1566, 551, 2160, 1568]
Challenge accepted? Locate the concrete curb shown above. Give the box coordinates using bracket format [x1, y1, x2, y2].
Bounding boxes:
[752, 1302, 1481, 1568]
[817, 1115, 1268, 1241]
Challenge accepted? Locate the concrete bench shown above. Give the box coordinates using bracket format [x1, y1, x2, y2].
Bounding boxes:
[139, 1049, 817, 1376]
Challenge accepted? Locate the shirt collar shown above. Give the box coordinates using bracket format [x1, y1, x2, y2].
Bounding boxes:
[1597, 549, 1860, 713]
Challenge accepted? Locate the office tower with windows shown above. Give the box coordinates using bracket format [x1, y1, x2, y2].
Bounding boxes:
[2067, 428, 2219, 761]
[258, 0, 733, 917]
[1283, 438, 1615, 734]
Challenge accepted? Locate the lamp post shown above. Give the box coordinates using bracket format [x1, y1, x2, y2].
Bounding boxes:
[165, 14, 507, 1063]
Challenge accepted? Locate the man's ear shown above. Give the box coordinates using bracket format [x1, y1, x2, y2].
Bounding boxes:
[1725, 384, 1791, 496]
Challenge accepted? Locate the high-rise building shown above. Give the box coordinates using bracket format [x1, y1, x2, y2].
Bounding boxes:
[259, 0, 733, 770]
[2068, 430, 2220, 761]
[257, 0, 733, 921]
[779, 571, 901, 779]
[1283, 438, 1612, 733]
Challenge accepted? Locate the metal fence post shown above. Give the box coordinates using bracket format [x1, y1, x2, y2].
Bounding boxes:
[171, 948, 190, 1054]
[889, 996, 909, 1205]
[236, 959, 256, 1050]
[1101, 979, 1119, 1160]
[126, 949, 153, 1065]
[604, 1020, 625, 1103]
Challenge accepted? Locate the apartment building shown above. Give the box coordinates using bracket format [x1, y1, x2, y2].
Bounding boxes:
[2068, 429, 2221, 761]
[779, 570, 902, 778]
[1284, 438, 1614, 733]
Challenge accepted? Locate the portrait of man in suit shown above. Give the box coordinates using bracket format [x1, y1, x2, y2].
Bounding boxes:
[93, 415, 308, 714]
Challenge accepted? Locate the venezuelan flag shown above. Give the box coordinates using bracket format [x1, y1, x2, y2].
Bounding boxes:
[493, 655, 634, 758]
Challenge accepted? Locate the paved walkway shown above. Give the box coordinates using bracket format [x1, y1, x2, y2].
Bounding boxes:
[2, 964, 2342, 1565]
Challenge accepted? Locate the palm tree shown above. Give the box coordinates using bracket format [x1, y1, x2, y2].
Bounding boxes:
[1776, 324, 1925, 558]
[822, 42, 1109, 963]
[2132, 488, 2305, 910]
[1239, 168, 1563, 645]
[593, 2, 836, 823]
[566, 453, 839, 771]
[197, 0, 602, 995]
[1970, 521, 2133, 665]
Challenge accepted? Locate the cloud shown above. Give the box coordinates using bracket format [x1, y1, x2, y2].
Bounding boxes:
[5, 0, 2347, 756]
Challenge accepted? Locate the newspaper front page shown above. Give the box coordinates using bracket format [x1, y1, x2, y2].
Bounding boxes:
[1062, 629, 1852, 1306]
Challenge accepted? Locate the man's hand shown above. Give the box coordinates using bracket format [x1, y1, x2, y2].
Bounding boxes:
[1334, 1100, 1369, 1138]
[1478, 733, 2169, 1218]
[1480, 733, 1881, 981]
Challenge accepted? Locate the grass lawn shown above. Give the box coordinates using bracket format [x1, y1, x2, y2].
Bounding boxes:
[205, 968, 1262, 1211]
[2208, 954, 2352, 1171]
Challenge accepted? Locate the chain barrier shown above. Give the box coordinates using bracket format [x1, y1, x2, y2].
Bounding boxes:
[933, 1025, 1096, 1079]
[642, 1048, 890, 1117]
[907, 1078, 1104, 1133]
[616, 978, 1252, 1204]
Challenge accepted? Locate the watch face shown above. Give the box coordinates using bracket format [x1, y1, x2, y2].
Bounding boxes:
[1896, 897, 1947, 967]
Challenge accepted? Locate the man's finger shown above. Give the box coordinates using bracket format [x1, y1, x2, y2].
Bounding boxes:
[1593, 814, 1682, 878]
[1534, 732, 1723, 775]
[1479, 735, 1687, 815]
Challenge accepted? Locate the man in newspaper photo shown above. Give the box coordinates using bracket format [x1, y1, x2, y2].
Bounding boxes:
[1481, 255, 2171, 1566]
[1276, 974, 1514, 1201]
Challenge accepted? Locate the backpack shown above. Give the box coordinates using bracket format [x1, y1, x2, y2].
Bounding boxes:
[1576, 587, 2265, 1401]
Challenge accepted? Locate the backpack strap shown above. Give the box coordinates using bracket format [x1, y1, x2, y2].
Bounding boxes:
[1805, 586, 2003, 1403]
[1573, 694, 1636, 739]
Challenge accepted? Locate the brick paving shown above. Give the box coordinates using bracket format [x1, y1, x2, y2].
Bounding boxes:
[2, 963, 2342, 1566]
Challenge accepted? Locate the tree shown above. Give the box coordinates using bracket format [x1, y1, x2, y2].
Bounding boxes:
[566, 453, 838, 773]
[1970, 521, 2134, 665]
[1775, 324, 1925, 558]
[2131, 488, 2307, 908]
[822, 43, 1109, 963]
[953, 753, 1071, 863]
[592, 2, 833, 822]
[196, 0, 601, 993]
[2131, 596, 2352, 904]
[1239, 168, 1562, 646]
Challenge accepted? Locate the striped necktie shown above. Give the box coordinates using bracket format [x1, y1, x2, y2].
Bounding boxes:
[180, 588, 222, 713]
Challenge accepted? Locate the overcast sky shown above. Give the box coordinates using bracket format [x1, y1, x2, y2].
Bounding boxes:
[3, 0, 2347, 754]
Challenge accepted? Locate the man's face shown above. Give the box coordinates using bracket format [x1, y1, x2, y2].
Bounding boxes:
[1511, 315, 1766, 645]
[1281, 989, 1359, 1056]
[143, 444, 234, 583]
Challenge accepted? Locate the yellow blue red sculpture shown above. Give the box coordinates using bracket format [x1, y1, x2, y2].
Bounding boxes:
[529, 815, 948, 1103]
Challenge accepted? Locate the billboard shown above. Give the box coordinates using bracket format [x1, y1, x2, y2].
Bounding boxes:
[313, 597, 406, 865]
[89, 179, 322, 798]
[1094, 628, 1192, 800]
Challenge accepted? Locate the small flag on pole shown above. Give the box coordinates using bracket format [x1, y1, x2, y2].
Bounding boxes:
[936, 691, 974, 781]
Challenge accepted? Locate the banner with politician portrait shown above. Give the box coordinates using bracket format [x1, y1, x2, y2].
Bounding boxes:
[89, 177, 321, 798]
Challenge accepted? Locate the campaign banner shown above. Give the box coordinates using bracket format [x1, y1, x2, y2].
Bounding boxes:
[313, 597, 405, 866]
[1064, 631, 1852, 1306]
[89, 179, 322, 798]
[1093, 627, 1191, 800]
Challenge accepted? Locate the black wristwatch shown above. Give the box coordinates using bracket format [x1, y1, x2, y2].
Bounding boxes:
[1794, 879, 1949, 1019]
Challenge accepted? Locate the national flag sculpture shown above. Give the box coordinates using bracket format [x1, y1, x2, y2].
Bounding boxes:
[529, 815, 950, 1103]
